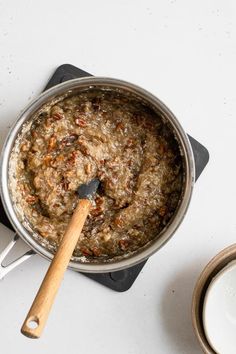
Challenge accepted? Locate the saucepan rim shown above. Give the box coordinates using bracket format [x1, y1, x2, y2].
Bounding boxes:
[0, 77, 195, 273]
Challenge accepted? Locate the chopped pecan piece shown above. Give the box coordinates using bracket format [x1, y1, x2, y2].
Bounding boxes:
[44, 118, 53, 128]
[91, 247, 101, 257]
[20, 141, 30, 152]
[32, 131, 38, 139]
[84, 163, 92, 174]
[67, 151, 77, 166]
[48, 135, 57, 151]
[75, 118, 87, 127]
[95, 196, 104, 206]
[43, 155, 52, 166]
[20, 183, 30, 192]
[52, 112, 63, 121]
[77, 138, 89, 155]
[33, 176, 41, 189]
[62, 134, 78, 147]
[61, 179, 69, 191]
[116, 122, 125, 130]
[103, 233, 111, 242]
[119, 239, 129, 251]
[90, 206, 103, 217]
[114, 216, 123, 228]
[126, 138, 135, 147]
[158, 143, 165, 155]
[80, 246, 93, 256]
[159, 206, 168, 217]
[26, 195, 38, 204]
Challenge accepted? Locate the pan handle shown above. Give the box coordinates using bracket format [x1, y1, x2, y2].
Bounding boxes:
[0, 234, 35, 280]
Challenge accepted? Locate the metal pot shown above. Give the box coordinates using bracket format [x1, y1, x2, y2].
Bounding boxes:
[0, 77, 195, 273]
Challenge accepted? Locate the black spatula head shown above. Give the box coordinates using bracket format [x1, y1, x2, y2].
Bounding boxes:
[76, 179, 100, 200]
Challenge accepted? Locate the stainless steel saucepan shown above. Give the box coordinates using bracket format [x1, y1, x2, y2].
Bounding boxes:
[0, 77, 195, 275]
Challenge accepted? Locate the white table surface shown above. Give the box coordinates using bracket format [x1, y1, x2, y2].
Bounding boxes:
[0, 1, 235, 353]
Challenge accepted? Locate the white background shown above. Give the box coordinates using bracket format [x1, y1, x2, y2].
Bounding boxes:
[0, 1, 235, 353]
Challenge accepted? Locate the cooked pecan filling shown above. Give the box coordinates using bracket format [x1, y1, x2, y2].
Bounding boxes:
[11, 89, 183, 259]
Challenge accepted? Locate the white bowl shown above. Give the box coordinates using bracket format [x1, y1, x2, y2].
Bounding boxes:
[203, 260, 236, 354]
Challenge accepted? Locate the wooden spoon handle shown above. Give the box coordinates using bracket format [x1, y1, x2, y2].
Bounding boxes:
[21, 198, 91, 339]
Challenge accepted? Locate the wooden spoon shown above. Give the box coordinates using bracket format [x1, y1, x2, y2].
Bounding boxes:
[21, 179, 100, 339]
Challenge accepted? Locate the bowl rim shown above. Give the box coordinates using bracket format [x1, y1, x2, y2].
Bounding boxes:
[192, 244, 236, 354]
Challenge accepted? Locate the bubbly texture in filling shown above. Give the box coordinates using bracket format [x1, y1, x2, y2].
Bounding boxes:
[11, 89, 183, 260]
